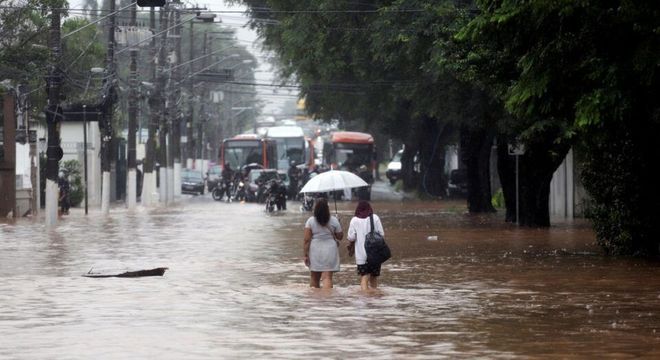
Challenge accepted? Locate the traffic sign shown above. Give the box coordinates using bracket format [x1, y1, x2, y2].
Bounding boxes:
[508, 143, 525, 155]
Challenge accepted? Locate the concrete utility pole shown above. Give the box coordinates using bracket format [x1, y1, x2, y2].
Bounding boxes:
[24, 87, 39, 217]
[1, 93, 17, 218]
[101, 0, 117, 215]
[186, 19, 195, 170]
[44, 6, 63, 226]
[198, 31, 209, 173]
[142, 6, 158, 206]
[126, 1, 138, 210]
[171, 7, 182, 198]
[158, 8, 170, 204]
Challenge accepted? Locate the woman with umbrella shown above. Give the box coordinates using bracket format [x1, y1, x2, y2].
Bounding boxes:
[303, 198, 343, 289]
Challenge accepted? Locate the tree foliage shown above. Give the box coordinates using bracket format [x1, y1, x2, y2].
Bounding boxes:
[459, 0, 660, 253]
[244, 0, 659, 253]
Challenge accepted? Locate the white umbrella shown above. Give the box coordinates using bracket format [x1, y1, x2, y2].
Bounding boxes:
[299, 170, 369, 213]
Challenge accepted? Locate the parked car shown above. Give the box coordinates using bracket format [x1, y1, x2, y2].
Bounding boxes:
[206, 165, 222, 191]
[386, 149, 403, 185]
[182, 169, 205, 195]
[447, 168, 468, 198]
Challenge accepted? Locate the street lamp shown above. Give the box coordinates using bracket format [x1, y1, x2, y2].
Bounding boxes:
[195, 12, 216, 23]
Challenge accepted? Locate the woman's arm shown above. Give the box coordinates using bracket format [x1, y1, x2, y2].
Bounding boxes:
[303, 227, 313, 264]
[347, 218, 357, 242]
[376, 215, 385, 236]
[334, 224, 344, 241]
[331, 217, 344, 240]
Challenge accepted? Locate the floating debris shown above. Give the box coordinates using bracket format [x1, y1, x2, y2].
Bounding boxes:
[82, 267, 168, 278]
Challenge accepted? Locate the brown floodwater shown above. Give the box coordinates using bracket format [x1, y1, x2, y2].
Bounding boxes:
[1, 197, 659, 359]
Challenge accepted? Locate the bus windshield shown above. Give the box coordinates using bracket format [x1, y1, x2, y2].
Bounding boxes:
[223, 140, 263, 169]
[334, 143, 372, 172]
[275, 137, 305, 170]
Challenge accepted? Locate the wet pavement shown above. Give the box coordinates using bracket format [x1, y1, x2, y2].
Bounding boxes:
[1, 194, 660, 359]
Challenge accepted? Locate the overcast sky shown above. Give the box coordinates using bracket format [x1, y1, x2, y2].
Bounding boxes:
[68, 0, 299, 116]
[200, 0, 299, 116]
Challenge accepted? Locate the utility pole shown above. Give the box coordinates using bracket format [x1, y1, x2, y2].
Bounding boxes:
[101, 0, 117, 215]
[23, 86, 39, 218]
[142, 6, 158, 206]
[198, 31, 209, 168]
[126, 1, 138, 209]
[186, 19, 195, 170]
[198, 31, 209, 172]
[171, 6, 182, 198]
[45, 5, 63, 226]
[158, 8, 170, 204]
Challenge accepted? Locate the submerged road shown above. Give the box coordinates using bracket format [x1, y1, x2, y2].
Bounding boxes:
[1, 191, 659, 358]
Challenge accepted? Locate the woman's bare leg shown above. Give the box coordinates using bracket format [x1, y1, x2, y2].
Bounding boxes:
[321, 271, 333, 289]
[369, 275, 378, 289]
[360, 275, 370, 291]
[310, 272, 321, 288]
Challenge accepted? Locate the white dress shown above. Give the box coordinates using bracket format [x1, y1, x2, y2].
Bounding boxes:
[305, 216, 342, 272]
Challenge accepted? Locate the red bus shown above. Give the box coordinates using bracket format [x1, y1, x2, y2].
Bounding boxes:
[325, 131, 375, 174]
[220, 134, 278, 171]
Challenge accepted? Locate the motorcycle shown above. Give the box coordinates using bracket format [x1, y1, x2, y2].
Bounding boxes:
[300, 193, 314, 212]
[263, 179, 287, 212]
[211, 180, 232, 202]
[231, 178, 246, 202]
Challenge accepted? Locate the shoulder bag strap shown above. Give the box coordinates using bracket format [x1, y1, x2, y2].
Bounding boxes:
[324, 224, 339, 244]
[369, 213, 375, 234]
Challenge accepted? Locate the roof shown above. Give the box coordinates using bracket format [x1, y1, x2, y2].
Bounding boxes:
[265, 126, 305, 138]
[232, 133, 260, 140]
[331, 131, 374, 144]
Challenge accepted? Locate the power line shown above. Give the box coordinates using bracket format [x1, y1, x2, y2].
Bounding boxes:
[0, 5, 425, 14]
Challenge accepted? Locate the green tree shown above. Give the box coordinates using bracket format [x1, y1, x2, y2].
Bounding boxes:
[241, 0, 498, 203]
[458, 1, 660, 253]
[0, 0, 60, 113]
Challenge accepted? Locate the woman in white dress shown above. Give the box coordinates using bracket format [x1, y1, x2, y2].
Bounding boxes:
[303, 198, 343, 288]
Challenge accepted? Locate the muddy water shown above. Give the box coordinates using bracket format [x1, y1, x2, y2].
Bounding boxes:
[1, 198, 659, 359]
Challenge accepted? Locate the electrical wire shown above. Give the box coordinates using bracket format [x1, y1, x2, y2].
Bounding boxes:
[0, 5, 426, 14]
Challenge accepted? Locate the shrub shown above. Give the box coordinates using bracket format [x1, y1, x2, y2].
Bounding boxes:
[61, 160, 84, 207]
[491, 188, 504, 208]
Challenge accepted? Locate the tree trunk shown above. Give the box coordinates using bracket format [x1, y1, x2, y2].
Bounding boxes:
[417, 116, 451, 197]
[461, 125, 496, 213]
[499, 136, 570, 227]
[401, 138, 419, 191]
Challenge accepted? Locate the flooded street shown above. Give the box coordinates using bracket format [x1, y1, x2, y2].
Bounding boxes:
[1, 196, 660, 359]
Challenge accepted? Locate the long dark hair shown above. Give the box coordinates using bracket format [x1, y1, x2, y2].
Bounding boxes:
[354, 200, 373, 219]
[314, 198, 330, 226]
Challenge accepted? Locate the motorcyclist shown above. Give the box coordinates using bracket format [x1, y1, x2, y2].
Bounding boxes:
[220, 163, 235, 201]
[231, 170, 246, 202]
[268, 179, 287, 211]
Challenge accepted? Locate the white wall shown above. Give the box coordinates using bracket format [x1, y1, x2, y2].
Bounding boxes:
[549, 149, 587, 218]
[59, 122, 102, 206]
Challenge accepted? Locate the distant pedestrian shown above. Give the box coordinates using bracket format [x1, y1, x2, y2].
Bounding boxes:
[347, 200, 384, 291]
[303, 198, 343, 289]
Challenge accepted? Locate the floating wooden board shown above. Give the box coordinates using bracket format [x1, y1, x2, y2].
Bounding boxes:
[82, 267, 168, 278]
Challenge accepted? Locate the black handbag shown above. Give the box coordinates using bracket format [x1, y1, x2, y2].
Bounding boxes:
[365, 214, 391, 265]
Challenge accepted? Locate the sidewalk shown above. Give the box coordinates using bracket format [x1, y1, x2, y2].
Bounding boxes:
[371, 179, 408, 201]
